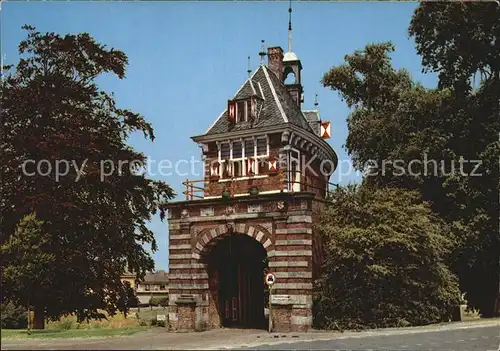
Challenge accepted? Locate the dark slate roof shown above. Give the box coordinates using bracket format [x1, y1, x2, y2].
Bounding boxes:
[143, 270, 169, 284]
[121, 270, 169, 284]
[302, 110, 321, 135]
[205, 65, 313, 135]
[233, 80, 254, 100]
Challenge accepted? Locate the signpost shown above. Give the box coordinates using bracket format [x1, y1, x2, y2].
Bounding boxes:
[265, 272, 276, 333]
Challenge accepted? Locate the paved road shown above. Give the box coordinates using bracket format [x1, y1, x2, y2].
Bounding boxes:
[237, 326, 500, 351]
[2, 322, 499, 350]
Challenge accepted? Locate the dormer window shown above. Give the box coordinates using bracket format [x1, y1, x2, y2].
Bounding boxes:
[228, 99, 253, 123]
[236, 101, 246, 122]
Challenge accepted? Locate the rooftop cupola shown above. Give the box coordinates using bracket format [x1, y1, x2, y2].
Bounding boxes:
[283, 0, 303, 107]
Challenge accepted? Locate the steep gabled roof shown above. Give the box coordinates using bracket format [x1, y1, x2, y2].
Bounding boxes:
[302, 110, 321, 135]
[205, 65, 313, 135]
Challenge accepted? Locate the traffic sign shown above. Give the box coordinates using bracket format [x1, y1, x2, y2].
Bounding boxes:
[265, 272, 276, 286]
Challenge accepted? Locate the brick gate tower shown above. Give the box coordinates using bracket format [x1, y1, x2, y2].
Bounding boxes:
[165, 5, 338, 333]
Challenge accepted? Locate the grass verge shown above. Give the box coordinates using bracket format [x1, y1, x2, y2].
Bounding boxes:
[1, 326, 149, 340]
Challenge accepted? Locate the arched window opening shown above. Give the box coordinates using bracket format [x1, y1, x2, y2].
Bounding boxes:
[284, 71, 296, 85]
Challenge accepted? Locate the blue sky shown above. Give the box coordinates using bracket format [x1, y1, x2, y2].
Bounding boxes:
[3, 1, 437, 271]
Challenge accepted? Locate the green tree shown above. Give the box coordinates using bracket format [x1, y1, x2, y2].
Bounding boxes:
[117, 281, 139, 314]
[1, 213, 55, 329]
[149, 296, 169, 307]
[322, 40, 499, 317]
[409, 1, 500, 317]
[0, 25, 174, 328]
[314, 185, 460, 330]
[0, 301, 28, 329]
[409, 2, 500, 90]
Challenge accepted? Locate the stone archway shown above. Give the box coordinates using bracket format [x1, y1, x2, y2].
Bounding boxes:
[192, 223, 275, 260]
[193, 224, 274, 329]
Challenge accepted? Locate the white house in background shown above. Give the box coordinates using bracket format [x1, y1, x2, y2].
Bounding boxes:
[135, 270, 169, 304]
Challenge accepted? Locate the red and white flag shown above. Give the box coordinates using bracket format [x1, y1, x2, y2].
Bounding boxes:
[320, 121, 331, 139]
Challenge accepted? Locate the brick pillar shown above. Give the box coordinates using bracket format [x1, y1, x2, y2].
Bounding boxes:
[168, 218, 195, 331]
[270, 200, 313, 332]
[174, 295, 197, 332]
[271, 296, 293, 332]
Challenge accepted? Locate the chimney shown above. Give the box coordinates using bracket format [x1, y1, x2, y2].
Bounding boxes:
[267, 47, 284, 81]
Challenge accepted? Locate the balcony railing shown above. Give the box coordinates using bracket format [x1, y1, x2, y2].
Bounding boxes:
[182, 178, 205, 200]
[182, 170, 339, 201]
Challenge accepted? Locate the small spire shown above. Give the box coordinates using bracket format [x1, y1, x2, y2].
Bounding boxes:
[258, 40, 266, 65]
[314, 93, 319, 110]
[288, 0, 293, 52]
[0, 54, 5, 79]
[247, 56, 251, 77]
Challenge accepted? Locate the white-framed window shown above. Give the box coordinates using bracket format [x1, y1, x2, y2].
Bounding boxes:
[217, 135, 269, 178]
[235, 100, 253, 123]
[288, 148, 301, 192]
[230, 140, 245, 177]
[219, 142, 231, 177]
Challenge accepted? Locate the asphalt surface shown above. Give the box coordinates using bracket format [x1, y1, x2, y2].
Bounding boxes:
[237, 325, 500, 350]
[2, 322, 499, 350]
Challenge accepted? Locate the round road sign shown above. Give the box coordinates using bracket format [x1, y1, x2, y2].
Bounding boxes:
[265, 272, 276, 286]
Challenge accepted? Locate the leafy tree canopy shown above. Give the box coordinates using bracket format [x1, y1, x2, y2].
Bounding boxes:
[1, 25, 174, 326]
[314, 185, 460, 330]
[323, 5, 499, 316]
[409, 1, 500, 89]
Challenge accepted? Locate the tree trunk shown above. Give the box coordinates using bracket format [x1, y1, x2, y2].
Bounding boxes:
[33, 304, 45, 329]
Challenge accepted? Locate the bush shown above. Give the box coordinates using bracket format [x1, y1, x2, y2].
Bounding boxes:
[157, 320, 166, 327]
[149, 295, 168, 307]
[58, 319, 74, 330]
[314, 186, 461, 330]
[0, 301, 28, 329]
[158, 297, 169, 307]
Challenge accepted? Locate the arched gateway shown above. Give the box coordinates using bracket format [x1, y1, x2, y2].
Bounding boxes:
[165, 8, 338, 332]
[205, 232, 268, 328]
[197, 224, 273, 328]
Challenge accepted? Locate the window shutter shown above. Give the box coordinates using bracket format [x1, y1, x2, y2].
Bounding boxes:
[268, 156, 278, 173]
[320, 121, 331, 139]
[250, 97, 256, 121]
[228, 100, 236, 122]
[223, 161, 233, 177]
[210, 161, 220, 177]
[247, 158, 256, 175]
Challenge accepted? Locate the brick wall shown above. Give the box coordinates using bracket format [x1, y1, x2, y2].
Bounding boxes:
[272, 305, 292, 332]
[167, 193, 317, 332]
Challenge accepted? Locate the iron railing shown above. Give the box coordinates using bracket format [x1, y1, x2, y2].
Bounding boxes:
[182, 170, 339, 201]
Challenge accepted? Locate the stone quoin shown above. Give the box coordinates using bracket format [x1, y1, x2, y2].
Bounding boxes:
[164, 2, 338, 333]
